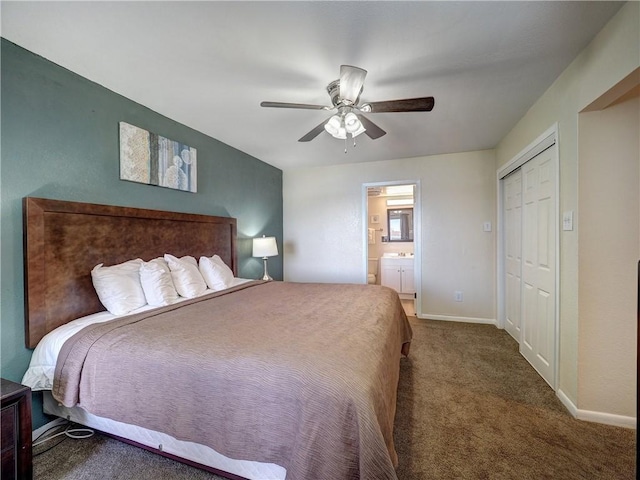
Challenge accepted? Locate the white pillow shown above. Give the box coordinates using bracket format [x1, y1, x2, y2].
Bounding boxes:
[212, 254, 234, 273]
[164, 254, 207, 298]
[91, 259, 147, 315]
[199, 255, 234, 291]
[139, 258, 179, 306]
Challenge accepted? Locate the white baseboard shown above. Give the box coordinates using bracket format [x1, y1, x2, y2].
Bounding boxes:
[556, 389, 578, 417]
[557, 389, 636, 429]
[417, 313, 497, 325]
[32, 417, 67, 441]
[576, 409, 637, 429]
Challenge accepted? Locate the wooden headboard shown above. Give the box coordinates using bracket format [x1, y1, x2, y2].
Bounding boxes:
[23, 197, 237, 348]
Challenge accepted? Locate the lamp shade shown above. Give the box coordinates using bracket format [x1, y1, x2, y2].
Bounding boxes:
[252, 236, 278, 258]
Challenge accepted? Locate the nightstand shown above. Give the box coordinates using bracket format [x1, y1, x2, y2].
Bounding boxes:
[1, 378, 32, 480]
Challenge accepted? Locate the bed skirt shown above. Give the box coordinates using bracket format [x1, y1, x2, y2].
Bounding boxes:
[43, 392, 286, 480]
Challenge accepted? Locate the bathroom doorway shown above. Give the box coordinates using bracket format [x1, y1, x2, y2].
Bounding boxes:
[364, 181, 421, 317]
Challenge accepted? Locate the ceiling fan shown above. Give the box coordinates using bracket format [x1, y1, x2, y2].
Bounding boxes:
[260, 65, 435, 147]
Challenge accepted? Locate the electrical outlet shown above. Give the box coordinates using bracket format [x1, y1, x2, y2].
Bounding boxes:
[454, 291, 463, 302]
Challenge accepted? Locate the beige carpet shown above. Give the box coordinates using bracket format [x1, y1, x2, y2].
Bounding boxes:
[394, 319, 635, 479]
[33, 318, 636, 479]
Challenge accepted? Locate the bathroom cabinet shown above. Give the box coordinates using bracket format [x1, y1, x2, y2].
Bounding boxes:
[380, 257, 415, 295]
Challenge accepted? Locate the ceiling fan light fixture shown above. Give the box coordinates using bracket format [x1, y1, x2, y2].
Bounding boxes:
[324, 115, 347, 139]
[350, 122, 366, 138]
[344, 112, 358, 129]
[344, 112, 366, 137]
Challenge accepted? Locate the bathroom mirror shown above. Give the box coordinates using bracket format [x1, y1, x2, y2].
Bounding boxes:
[387, 208, 413, 242]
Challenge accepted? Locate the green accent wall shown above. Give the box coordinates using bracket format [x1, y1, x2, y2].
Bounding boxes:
[0, 39, 283, 428]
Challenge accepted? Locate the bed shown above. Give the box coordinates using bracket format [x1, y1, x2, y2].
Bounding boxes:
[21, 197, 412, 480]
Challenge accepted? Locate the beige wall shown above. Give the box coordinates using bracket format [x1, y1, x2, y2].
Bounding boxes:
[495, 2, 639, 411]
[578, 92, 639, 418]
[283, 150, 496, 321]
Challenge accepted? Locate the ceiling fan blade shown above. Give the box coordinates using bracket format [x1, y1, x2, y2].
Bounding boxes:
[364, 96, 435, 113]
[339, 65, 367, 104]
[261, 101, 330, 110]
[357, 115, 386, 140]
[298, 120, 329, 142]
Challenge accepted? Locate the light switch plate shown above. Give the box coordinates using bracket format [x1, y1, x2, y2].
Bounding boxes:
[483, 222, 492, 232]
[563, 211, 574, 231]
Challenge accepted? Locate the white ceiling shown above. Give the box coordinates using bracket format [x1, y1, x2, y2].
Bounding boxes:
[1, 1, 624, 170]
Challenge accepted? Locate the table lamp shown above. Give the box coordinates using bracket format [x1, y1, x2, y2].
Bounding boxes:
[252, 235, 278, 281]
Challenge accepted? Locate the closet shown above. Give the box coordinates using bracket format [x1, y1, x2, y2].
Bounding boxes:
[501, 134, 558, 389]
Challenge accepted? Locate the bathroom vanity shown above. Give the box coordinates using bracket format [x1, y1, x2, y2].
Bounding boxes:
[380, 256, 415, 296]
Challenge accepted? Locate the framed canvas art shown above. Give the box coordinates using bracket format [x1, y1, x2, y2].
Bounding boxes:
[119, 122, 197, 193]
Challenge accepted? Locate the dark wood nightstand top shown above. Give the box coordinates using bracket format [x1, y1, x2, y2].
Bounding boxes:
[1, 378, 30, 402]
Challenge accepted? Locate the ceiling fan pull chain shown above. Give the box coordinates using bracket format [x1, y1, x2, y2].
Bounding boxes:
[344, 138, 348, 154]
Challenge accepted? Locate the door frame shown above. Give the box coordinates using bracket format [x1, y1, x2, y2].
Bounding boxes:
[363, 180, 422, 317]
[496, 123, 560, 389]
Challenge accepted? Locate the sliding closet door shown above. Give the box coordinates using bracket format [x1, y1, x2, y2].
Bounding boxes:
[504, 169, 523, 341]
[520, 146, 556, 387]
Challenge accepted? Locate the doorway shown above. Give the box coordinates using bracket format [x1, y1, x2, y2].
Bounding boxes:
[364, 181, 421, 317]
[577, 74, 638, 419]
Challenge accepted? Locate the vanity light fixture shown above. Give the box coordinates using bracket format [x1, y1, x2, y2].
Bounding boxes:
[252, 235, 279, 281]
[387, 198, 414, 206]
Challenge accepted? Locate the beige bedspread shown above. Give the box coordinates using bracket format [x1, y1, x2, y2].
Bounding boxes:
[53, 281, 412, 480]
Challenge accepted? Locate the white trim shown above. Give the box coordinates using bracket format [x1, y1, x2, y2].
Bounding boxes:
[363, 180, 422, 318]
[418, 313, 497, 325]
[32, 417, 67, 442]
[362, 185, 370, 286]
[557, 388, 578, 417]
[576, 410, 637, 429]
[497, 124, 558, 180]
[496, 123, 560, 391]
[557, 389, 637, 429]
[552, 131, 561, 392]
[413, 181, 422, 318]
[496, 179, 506, 330]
